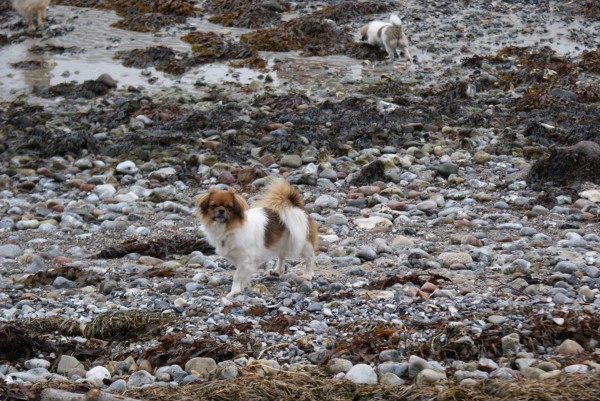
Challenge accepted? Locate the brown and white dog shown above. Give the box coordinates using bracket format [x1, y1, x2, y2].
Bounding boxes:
[11, 0, 50, 31]
[195, 179, 318, 297]
[360, 14, 412, 64]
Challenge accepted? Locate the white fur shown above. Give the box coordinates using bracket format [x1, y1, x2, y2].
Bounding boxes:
[362, 14, 412, 64]
[202, 207, 314, 297]
[12, 0, 50, 31]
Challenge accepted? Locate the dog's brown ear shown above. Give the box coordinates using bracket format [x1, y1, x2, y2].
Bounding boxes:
[232, 193, 249, 217]
[194, 192, 211, 215]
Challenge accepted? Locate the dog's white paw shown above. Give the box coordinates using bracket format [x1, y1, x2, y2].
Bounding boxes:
[221, 297, 234, 306]
[303, 272, 315, 281]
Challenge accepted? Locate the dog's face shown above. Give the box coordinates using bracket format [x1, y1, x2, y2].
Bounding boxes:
[195, 187, 248, 228]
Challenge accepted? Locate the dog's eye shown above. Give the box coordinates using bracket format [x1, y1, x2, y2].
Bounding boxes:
[225, 206, 233, 210]
[209, 205, 217, 209]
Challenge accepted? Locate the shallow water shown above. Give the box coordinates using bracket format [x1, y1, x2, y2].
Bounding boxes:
[0, 3, 597, 102]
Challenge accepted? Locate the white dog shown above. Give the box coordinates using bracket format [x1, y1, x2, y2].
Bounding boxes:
[360, 14, 412, 64]
[11, 0, 50, 31]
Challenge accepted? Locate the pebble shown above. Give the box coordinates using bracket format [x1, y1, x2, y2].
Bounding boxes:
[0, 2, 598, 393]
[344, 364, 378, 385]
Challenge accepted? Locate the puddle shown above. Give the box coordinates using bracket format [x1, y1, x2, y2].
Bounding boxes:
[0, 3, 597, 102]
[0, 5, 367, 101]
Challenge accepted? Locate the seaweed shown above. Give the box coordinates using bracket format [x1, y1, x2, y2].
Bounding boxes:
[204, 0, 287, 29]
[94, 235, 214, 259]
[0, 323, 56, 362]
[528, 140, 600, 186]
[240, 15, 353, 56]
[111, 13, 186, 32]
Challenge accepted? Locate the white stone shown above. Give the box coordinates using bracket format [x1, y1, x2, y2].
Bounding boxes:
[345, 364, 378, 385]
[86, 366, 111, 385]
[354, 216, 392, 230]
[580, 190, 600, 203]
[116, 161, 139, 175]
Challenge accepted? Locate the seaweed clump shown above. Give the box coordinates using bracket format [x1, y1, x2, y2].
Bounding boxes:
[53, 0, 200, 31]
[241, 15, 353, 56]
[204, 0, 289, 29]
[466, 46, 600, 110]
[111, 13, 187, 32]
[116, 35, 260, 75]
[34, 75, 117, 99]
[528, 140, 600, 187]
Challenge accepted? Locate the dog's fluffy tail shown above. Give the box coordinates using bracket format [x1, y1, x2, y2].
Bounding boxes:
[257, 179, 305, 212]
[257, 179, 314, 252]
[390, 14, 402, 27]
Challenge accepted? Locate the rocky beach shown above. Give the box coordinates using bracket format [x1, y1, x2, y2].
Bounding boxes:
[1, 0, 600, 400]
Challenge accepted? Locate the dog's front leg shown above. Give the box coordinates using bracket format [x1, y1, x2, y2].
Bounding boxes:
[384, 44, 395, 63]
[227, 264, 253, 297]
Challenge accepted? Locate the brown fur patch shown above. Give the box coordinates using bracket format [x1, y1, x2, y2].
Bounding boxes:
[308, 217, 318, 250]
[264, 208, 286, 249]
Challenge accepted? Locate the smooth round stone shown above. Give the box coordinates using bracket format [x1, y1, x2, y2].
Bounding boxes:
[555, 339, 584, 356]
[555, 261, 578, 273]
[53, 276, 75, 289]
[16, 220, 40, 230]
[325, 213, 348, 225]
[185, 358, 217, 377]
[107, 379, 127, 392]
[116, 161, 138, 175]
[220, 365, 238, 379]
[10, 368, 50, 383]
[280, 154, 303, 168]
[454, 370, 488, 381]
[416, 200, 438, 211]
[315, 195, 339, 208]
[379, 350, 401, 363]
[148, 167, 177, 181]
[24, 359, 51, 370]
[57, 355, 84, 374]
[326, 358, 353, 374]
[490, 367, 517, 379]
[127, 370, 155, 388]
[408, 356, 431, 378]
[415, 369, 446, 384]
[440, 252, 473, 266]
[354, 215, 392, 229]
[379, 372, 405, 386]
[553, 292, 570, 304]
[86, 366, 111, 384]
[520, 366, 544, 379]
[563, 364, 589, 373]
[487, 315, 507, 325]
[501, 333, 521, 356]
[437, 163, 459, 178]
[0, 244, 23, 258]
[345, 364, 378, 385]
[356, 246, 377, 261]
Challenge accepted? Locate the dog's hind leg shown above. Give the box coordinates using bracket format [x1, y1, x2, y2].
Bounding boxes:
[403, 47, 413, 64]
[38, 6, 46, 29]
[27, 14, 35, 31]
[269, 256, 286, 276]
[301, 244, 315, 280]
[383, 43, 396, 63]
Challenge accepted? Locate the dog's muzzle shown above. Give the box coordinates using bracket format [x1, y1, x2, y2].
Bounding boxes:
[212, 209, 228, 223]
